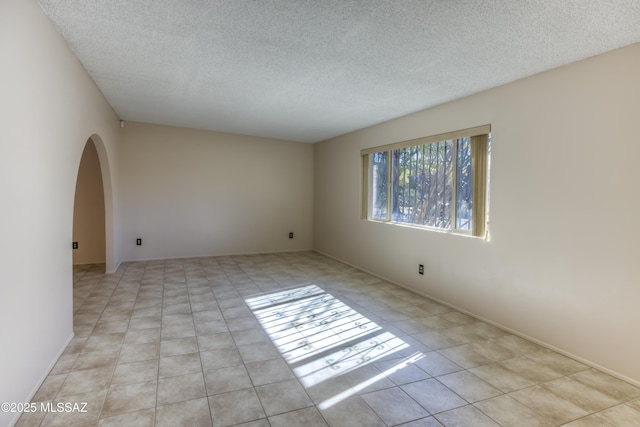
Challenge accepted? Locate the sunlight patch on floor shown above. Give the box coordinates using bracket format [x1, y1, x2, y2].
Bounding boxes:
[246, 284, 425, 409]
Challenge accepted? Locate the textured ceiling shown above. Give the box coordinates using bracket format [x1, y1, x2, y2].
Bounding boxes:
[37, 0, 640, 143]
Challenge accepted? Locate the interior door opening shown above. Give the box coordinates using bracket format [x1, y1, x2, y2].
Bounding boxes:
[72, 138, 106, 272]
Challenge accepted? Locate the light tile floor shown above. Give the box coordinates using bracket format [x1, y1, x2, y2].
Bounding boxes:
[17, 251, 640, 427]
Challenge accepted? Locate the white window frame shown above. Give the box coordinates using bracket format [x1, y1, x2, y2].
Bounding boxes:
[361, 125, 490, 238]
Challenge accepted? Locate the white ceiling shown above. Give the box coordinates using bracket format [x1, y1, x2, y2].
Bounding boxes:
[37, 0, 640, 143]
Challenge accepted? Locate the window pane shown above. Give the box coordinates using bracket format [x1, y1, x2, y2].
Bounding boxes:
[456, 137, 472, 230]
[391, 140, 453, 229]
[370, 151, 388, 220]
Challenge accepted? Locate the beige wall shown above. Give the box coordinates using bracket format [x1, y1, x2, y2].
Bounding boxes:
[314, 43, 640, 384]
[118, 122, 314, 261]
[0, 1, 120, 425]
[73, 139, 106, 265]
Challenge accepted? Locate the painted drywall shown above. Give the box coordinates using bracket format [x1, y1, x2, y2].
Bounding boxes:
[314, 43, 640, 384]
[118, 122, 313, 261]
[73, 139, 106, 265]
[0, 1, 120, 425]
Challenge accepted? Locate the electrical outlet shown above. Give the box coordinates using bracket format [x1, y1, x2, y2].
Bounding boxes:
[136, 238, 142, 246]
[419, 264, 424, 275]
[72, 242, 78, 250]
[289, 232, 294, 239]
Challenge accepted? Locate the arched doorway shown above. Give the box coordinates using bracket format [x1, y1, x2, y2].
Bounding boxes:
[72, 138, 106, 270]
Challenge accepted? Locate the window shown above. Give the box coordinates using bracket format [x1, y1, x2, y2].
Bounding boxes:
[362, 125, 490, 238]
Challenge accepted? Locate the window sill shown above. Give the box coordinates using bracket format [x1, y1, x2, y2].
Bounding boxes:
[363, 218, 486, 240]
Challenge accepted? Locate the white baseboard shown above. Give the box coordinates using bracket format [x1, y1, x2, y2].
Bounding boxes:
[120, 248, 314, 264]
[313, 249, 640, 388]
[9, 332, 75, 427]
[72, 260, 106, 266]
[105, 260, 121, 275]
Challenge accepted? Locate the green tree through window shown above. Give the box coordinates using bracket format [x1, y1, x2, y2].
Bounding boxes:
[362, 127, 490, 237]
